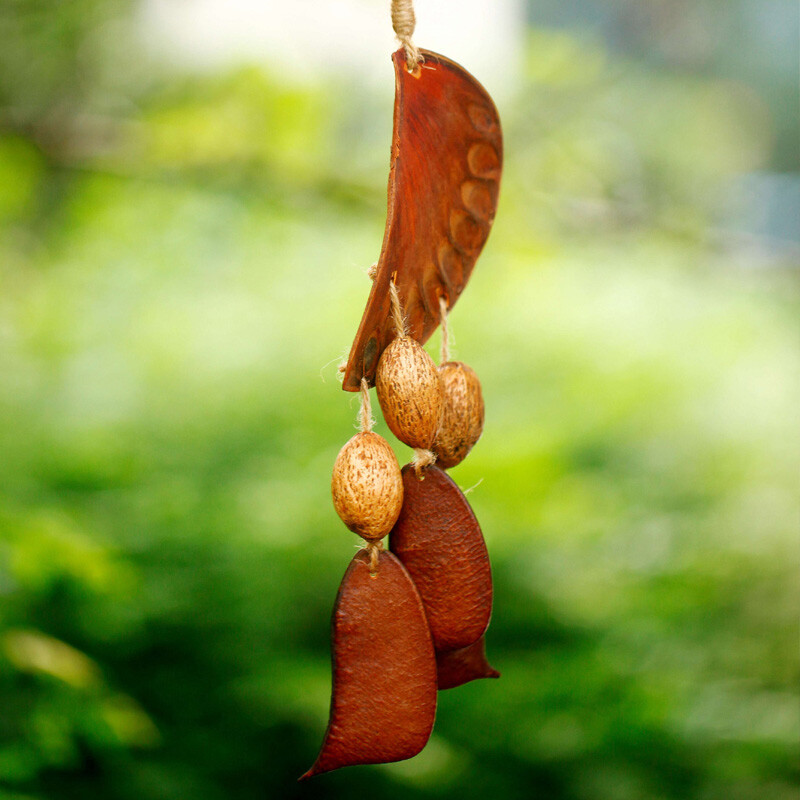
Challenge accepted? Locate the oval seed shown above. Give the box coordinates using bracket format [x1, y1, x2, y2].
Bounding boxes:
[376, 336, 443, 450]
[433, 361, 484, 469]
[331, 431, 403, 540]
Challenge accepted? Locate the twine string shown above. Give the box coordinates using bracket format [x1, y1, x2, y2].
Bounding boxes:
[365, 539, 384, 575]
[391, 0, 422, 71]
[439, 295, 451, 364]
[412, 447, 436, 478]
[389, 280, 408, 337]
[359, 377, 374, 432]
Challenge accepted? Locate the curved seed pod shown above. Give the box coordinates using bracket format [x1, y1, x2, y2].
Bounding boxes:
[342, 48, 502, 392]
[376, 336, 443, 450]
[390, 465, 492, 651]
[436, 635, 500, 691]
[433, 361, 485, 469]
[300, 549, 437, 780]
[331, 431, 403, 540]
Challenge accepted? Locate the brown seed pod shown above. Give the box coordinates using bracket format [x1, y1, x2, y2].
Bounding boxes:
[433, 361, 484, 469]
[331, 432, 403, 541]
[390, 464, 493, 651]
[300, 549, 437, 779]
[376, 336, 443, 449]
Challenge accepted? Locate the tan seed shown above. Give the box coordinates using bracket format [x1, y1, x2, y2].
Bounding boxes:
[432, 361, 484, 469]
[376, 336, 443, 450]
[331, 431, 403, 541]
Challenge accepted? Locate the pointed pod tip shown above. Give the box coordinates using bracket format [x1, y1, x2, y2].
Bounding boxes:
[298, 763, 324, 782]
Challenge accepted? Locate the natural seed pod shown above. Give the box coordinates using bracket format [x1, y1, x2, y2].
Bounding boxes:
[376, 336, 443, 449]
[300, 549, 437, 779]
[390, 464, 493, 651]
[331, 432, 403, 540]
[432, 361, 484, 469]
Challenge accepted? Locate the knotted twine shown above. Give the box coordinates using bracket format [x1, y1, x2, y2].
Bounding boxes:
[359, 376, 374, 433]
[439, 295, 451, 364]
[391, 0, 422, 72]
[356, 376, 384, 575]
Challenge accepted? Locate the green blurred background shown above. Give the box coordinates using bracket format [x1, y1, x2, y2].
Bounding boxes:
[0, 1, 798, 798]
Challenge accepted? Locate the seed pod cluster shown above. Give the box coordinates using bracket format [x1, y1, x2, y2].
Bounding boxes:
[376, 336, 443, 450]
[331, 431, 403, 541]
[307, 39, 504, 779]
[433, 361, 484, 469]
[313, 321, 497, 781]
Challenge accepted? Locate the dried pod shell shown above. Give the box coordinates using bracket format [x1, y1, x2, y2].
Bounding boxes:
[300, 549, 437, 779]
[433, 361, 484, 469]
[390, 464, 493, 651]
[331, 432, 403, 540]
[376, 336, 443, 449]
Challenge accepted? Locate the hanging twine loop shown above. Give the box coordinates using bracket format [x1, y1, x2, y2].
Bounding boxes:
[364, 539, 384, 575]
[359, 378, 382, 574]
[412, 447, 436, 478]
[391, 0, 422, 72]
[359, 377, 374, 432]
[389, 280, 408, 337]
[439, 295, 451, 364]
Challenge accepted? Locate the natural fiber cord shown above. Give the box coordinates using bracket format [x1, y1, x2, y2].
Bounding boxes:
[359, 378, 374, 433]
[391, 0, 422, 71]
[439, 295, 451, 364]
[389, 280, 409, 337]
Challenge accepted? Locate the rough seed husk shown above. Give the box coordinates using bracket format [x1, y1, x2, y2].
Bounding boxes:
[375, 336, 443, 450]
[432, 361, 484, 469]
[331, 431, 403, 540]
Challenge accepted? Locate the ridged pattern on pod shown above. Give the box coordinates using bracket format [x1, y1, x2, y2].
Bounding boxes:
[341, 48, 502, 392]
[331, 432, 403, 540]
[376, 337, 443, 449]
[390, 465, 493, 651]
[433, 361, 484, 469]
[300, 550, 437, 779]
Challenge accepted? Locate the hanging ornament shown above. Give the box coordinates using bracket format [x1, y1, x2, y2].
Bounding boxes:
[302, 0, 503, 779]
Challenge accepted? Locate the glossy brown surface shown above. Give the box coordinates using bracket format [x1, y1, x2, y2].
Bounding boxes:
[342, 48, 503, 392]
[300, 549, 437, 780]
[390, 465, 493, 651]
[436, 635, 500, 690]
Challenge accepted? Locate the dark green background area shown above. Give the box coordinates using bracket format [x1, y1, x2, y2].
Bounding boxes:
[0, 2, 797, 799]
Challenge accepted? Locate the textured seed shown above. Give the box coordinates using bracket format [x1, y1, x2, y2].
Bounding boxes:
[300, 550, 437, 779]
[433, 361, 484, 469]
[376, 336, 443, 450]
[331, 432, 403, 541]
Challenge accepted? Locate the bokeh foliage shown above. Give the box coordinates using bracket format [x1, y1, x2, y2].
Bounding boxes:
[0, 2, 797, 799]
